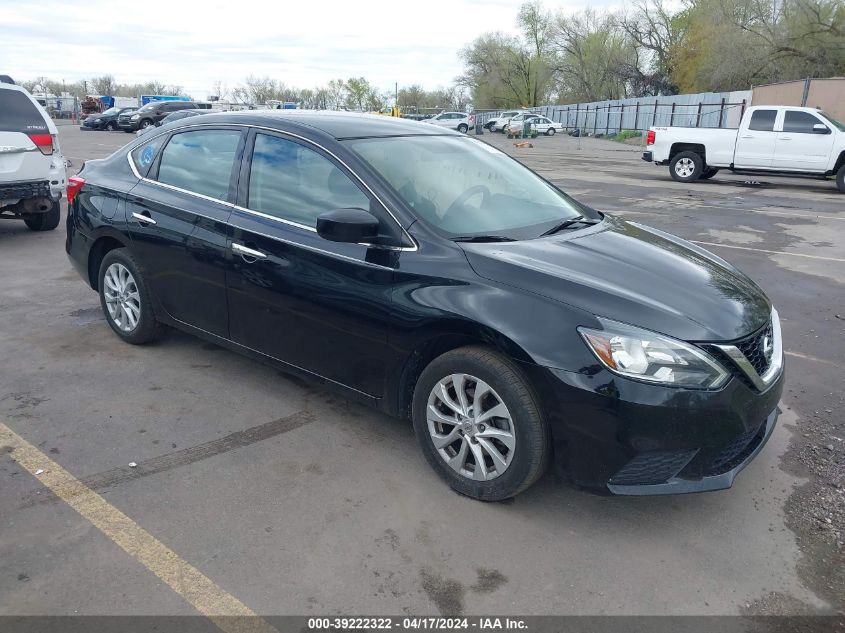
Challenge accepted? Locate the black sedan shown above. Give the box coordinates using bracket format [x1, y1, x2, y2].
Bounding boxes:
[65, 111, 784, 500]
[81, 106, 135, 130]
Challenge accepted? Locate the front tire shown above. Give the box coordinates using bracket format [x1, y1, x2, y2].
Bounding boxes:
[98, 248, 164, 345]
[412, 346, 550, 501]
[837, 164, 845, 193]
[670, 151, 704, 183]
[546, 127, 556, 136]
[107, 121, 117, 131]
[457, 124, 468, 134]
[140, 119, 153, 129]
[23, 200, 60, 231]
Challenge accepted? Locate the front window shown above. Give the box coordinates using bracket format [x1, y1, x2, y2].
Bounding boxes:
[821, 112, 845, 132]
[247, 133, 369, 228]
[345, 135, 587, 239]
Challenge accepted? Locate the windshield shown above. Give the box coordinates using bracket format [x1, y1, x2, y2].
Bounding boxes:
[139, 102, 159, 112]
[101, 107, 120, 115]
[821, 112, 845, 132]
[345, 135, 588, 239]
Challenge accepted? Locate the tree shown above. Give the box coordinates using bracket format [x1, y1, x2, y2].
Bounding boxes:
[91, 75, 117, 95]
[620, 0, 688, 94]
[327, 79, 347, 109]
[551, 10, 632, 102]
[345, 77, 372, 111]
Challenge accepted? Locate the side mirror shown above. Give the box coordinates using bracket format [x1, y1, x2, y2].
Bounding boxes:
[316, 208, 379, 243]
[812, 123, 830, 134]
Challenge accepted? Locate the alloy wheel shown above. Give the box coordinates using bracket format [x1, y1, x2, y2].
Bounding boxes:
[426, 373, 516, 481]
[102, 262, 141, 332]
[675, 157, 695, 178]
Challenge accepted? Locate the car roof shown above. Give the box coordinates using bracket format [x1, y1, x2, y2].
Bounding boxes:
[169, 110, 457, 140]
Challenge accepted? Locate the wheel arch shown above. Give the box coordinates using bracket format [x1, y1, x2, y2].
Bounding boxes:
[87, 231, 129, 290]
[669, 143, 707, 163]
[390, 324, 535, 421]
[832, 150, 845, 174]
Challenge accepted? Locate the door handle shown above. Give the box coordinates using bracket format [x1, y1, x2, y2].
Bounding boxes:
[131, 211, 156, 225]
[779, 136, 792, 140]
[232, 242, 267, 260]
[741, 135, 754, 139]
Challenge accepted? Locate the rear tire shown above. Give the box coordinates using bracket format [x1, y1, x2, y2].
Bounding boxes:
[412, 346, 550, 501]
[98, 248, 164, 345]
[670, 151, 704, 183]
[23, 200, 60, 231]
[837, 164, 845, 193]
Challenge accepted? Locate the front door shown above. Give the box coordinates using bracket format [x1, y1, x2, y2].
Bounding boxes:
[124, 128, 244, 337]
[773, 110, 835, 172]
[225, 130, 398, 397]
[734, 109, 778, 169]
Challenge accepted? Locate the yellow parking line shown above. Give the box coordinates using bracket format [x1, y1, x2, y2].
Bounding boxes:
[0, 422, 277, 633]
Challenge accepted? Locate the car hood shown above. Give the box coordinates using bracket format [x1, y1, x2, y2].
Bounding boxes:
[460, 216, 771, 342]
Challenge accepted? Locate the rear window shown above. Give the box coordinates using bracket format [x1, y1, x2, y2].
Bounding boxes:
[0, 89, 48, 133]
[748, 110, 777, 132]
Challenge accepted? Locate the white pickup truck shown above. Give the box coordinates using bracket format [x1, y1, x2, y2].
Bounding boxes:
[644, 105, 845, 193]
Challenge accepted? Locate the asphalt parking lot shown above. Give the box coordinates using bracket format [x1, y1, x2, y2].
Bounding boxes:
[1, 124, 843, 620]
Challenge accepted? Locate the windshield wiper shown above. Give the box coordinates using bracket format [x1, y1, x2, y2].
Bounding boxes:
[452, 235, 517, 243]
[540, 215, 598, 237]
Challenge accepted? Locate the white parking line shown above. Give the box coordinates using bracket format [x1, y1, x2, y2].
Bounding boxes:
[691, 241, 845, 263]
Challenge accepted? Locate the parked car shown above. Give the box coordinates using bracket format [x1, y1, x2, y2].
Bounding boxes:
[66, 111, 783, 500]
[505, 114, 563, 137]
[0, 76, 66, 231]
[136, 109, 211, 136]
[425, 111, 476, 133]
[82, 107, 135, 131]
[118, 101, 209, 132]
[487, 110, 528, 132]
[644, 105, 845, 192]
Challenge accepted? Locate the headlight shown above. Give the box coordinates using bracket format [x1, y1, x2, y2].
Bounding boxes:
[579, 318, 729, 389]
[131, 114, 140, 120]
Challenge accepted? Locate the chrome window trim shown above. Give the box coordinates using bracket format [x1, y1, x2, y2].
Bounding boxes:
[714, 307, 783, 392]
[227, 222, 398, 271]
[125, 122, 418, 252]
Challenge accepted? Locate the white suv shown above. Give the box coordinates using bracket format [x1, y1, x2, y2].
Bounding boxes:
[0, 76, 66, 231]
[425, 111, 476, 133]
[487, 110, 528, 132]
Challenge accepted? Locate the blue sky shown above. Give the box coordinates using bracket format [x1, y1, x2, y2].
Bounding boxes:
[0, 0, 621, 99]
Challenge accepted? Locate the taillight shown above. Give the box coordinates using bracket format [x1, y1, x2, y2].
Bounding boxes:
[646, 130, 655, 146]
[67, 176, 86, 206]
[28, 133, 54, 156]
[469, 114, 476, 126]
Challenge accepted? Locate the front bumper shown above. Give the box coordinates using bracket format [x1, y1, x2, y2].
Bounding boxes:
[642, 151, 653, 161]
[522, 361, 784, 495]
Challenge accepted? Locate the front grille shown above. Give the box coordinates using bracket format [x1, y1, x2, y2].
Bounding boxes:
[0, 180, 51, 201]
[609, 450, 697, 486]
[735, 322, 774, 376]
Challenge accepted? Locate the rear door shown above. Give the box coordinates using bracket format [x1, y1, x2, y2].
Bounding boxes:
[124, 127, 245, 337]
[773, 110, 835, 172]
[0, 88, 53, 185]
[734, 109, 778, 168]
